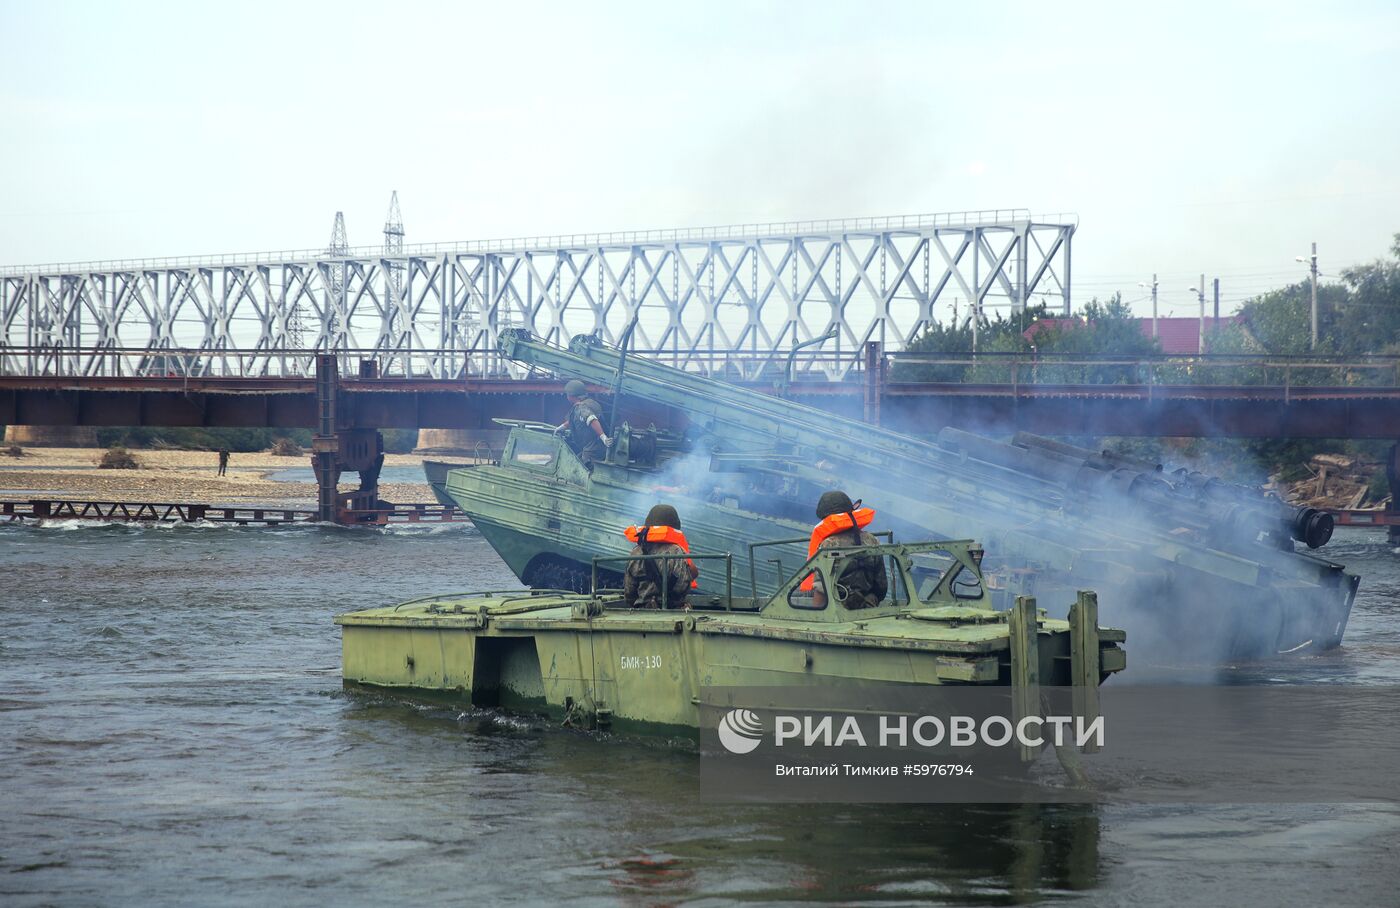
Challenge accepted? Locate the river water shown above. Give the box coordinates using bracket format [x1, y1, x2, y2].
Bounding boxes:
[2, 522, 1398, 906]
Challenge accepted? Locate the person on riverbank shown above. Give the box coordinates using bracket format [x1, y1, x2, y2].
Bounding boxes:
[217, 449, 229, 476]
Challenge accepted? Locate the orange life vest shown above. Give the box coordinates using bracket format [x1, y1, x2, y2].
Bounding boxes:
[800, 507, 876, 591]
[623, 525, 699, 588]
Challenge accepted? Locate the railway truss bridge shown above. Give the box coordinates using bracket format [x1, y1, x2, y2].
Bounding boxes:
[0, 210, 1394, 532]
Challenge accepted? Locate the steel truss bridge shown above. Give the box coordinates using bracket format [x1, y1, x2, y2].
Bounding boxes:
[0, 210, 1074, 380]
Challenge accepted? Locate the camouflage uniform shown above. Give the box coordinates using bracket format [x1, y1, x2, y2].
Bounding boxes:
[812, 528, 888, 609]
[808, 490, 888, 609]
[566, 396, 606, 465]
[623, 541, 697, 609]
[622, 503, 697, 610]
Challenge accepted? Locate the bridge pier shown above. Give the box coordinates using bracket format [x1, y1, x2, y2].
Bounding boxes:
[312, 355, 387, 525]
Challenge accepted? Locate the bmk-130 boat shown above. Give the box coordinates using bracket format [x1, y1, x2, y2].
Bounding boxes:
[336, 539, 1126, 741]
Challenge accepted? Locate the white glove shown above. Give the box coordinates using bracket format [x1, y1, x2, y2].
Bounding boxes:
[601, 434, 614, 448]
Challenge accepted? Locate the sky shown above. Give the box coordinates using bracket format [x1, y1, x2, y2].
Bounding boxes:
[1, 0, 1398, 319]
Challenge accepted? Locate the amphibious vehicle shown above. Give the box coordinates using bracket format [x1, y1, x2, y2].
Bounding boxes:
[431, 331, 1358, 662]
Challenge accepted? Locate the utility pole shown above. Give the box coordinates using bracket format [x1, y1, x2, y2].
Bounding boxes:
[1139, 275, 1159, 337]
[1197, 273, 1206, 354]
[1296, 242, 1319, 347]
[1186, 274, 1205, 354]
[1213, 278, 1220, 323]
[1151, 274, 1159, 338]
[1308, 242, 1318, 349]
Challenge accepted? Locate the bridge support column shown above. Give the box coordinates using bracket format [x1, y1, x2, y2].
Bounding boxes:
[1388, 443, 1400, 545]
[312, 355, 341, 523]
[334, 428, 386, 523]
[311, 355, 388, 525]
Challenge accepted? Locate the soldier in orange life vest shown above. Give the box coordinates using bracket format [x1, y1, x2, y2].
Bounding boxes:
[804, 490, 888, 609]
[622, 504, 699, 610]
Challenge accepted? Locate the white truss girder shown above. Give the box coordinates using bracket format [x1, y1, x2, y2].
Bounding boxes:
[0, 211, 1074, 379]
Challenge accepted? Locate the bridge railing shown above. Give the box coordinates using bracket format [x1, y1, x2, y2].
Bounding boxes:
[883, 351, 1400, 389]
[0, 344, 512, 380]
[0, 343, 862, 382]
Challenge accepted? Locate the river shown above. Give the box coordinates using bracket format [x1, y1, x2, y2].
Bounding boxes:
[2, 522, 1398, 906]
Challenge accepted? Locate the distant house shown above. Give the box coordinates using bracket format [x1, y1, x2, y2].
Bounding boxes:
[1021, 316, 1242, 354]
[1020, 317, 1079, 346]
[1142, 317, 1243, 354]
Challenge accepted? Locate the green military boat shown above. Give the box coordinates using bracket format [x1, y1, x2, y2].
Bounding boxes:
[429, 331, 1358, 662]
[337, 539, 1126, 738]
[423, 459, 467, 510]
[438, 419, 816, 598]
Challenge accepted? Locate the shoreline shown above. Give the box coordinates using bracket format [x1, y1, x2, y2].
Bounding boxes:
[0, 447, 437, 506]
[0, 444, 1385, 517]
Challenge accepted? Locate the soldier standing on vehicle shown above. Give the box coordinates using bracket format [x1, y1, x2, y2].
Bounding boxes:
[554, 379, 611, 467]
[802, 490, 887, 609]
[622, 504, 699, 610]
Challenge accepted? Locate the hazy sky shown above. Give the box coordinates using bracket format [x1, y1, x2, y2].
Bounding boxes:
[2, 0, 1397, 317]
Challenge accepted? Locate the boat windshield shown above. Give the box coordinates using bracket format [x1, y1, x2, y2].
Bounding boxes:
[510, 431, 558, 469]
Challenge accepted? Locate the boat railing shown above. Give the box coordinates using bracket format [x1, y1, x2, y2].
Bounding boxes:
[746, 531, 894, 600]
[391, 589, 563, 612]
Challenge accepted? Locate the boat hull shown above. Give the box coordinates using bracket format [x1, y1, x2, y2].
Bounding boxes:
[338, 594, 1127, 736]
[443, 461, 812, 599]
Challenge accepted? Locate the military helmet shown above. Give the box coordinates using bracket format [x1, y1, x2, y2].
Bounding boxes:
[644, 503, 681, 529]
[816, 490, 856, 519]
[564, 379, 586, 397]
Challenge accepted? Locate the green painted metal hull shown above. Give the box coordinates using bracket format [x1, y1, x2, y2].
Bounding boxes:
[442, 441, 813, 600]
[422, 460, 466, 510]
[337, 590, 1127, 735]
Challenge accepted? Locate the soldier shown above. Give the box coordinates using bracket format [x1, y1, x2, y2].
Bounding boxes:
[622, 504, 699, 610]
[802, 490, 888, 609]
[555, 379, 611, 467]
[216, 448, 230, 477]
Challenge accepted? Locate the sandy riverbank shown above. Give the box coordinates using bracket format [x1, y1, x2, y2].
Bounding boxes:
[0, 447, 436, 505]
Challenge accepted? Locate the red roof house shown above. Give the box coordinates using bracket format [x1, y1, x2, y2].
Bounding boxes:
[1021, 316, 1242, 354]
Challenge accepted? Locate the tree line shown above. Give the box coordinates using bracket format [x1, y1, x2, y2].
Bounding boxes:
[891, 231, 1400, 483]
[893, 231, 1400, 388]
